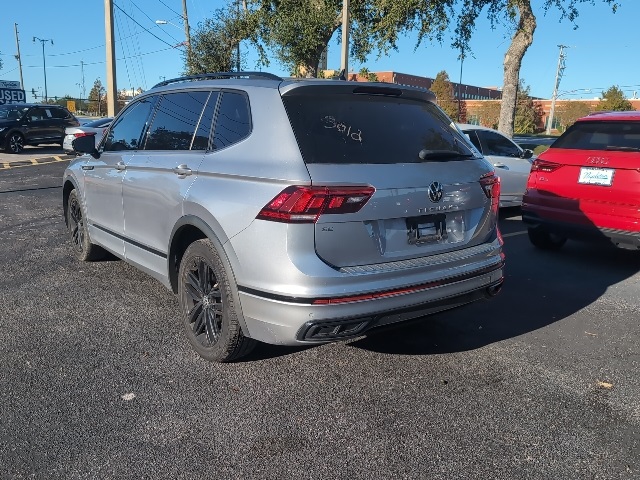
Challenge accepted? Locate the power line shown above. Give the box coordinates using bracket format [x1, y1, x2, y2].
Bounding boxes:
[156, 0, 186, 20]
[113, 1, 179, 50]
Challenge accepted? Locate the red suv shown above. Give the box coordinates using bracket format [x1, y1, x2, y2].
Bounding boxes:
[522, 111, 640, 251]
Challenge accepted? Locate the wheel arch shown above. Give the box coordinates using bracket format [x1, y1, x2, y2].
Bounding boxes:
[62, 178, 79, 227]
[168, 215, 251, 338]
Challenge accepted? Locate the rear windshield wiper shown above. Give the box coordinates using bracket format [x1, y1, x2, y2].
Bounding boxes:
[604, 146, 640, 152]
[418, 149, 473, 160]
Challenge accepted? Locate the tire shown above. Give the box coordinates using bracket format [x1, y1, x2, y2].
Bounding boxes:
[66, 189, 105, 261]
[178, 239, 256, 362]
[5, 132, 24, 154]
[528, 227, 567, 251]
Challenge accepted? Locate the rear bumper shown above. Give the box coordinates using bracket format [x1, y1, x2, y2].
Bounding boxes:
[238, 258, 505, 345]
[522, 209, 640, 250]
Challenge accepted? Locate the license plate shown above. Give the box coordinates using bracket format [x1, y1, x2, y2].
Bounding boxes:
[578, 167, 614, 186]
[407, 214, 447, 245]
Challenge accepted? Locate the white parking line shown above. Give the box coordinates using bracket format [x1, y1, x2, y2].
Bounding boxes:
[502, 230, 528, 238]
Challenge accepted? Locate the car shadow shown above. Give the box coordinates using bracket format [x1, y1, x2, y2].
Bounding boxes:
[236, 194, 639, 360]
[348, 193, 640, 356]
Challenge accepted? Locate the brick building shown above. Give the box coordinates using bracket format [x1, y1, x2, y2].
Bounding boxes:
[334, 70, 640, 133]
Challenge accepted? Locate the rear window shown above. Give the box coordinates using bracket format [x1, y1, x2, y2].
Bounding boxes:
[282, 93, 476, 164]
[554, 121, 640, 151]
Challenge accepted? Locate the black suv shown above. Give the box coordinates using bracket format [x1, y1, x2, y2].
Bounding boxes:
[0, 103, 79, 153]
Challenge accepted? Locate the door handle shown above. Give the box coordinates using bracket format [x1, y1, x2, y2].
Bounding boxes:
[115, 161, 126, 171]
[493, 163, 508, 169]
[173, 164, 192, 176]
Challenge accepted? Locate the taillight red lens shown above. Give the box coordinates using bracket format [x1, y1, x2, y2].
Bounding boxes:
[531, 159, 562, 173]
[479, 173, 500, 199]
[73, 132, 96, 138]
[257, 186, 375, 223]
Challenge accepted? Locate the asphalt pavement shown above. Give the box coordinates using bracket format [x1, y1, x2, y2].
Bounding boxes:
[0, 161, 638, 479]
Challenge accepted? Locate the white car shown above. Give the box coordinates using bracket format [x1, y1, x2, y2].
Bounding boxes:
[457, 124, 534, 207]
[63, 117, 113, 154]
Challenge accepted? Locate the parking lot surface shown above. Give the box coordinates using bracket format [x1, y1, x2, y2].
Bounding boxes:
[1, 161, 638, 479]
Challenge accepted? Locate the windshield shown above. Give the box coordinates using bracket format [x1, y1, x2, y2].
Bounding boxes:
[0, 105, 28, 120]
[282, 93, 479, 164]
[554, 121, 640, 151]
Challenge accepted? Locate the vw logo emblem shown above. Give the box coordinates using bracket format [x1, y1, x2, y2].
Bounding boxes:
[428, 181, 443, 203]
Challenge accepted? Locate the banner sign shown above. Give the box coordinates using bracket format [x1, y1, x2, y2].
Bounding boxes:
[0, 88, 26, 105]
[0, 81, 26, 105]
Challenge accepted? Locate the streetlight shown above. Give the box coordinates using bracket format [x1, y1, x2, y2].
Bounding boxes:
[156, 19, 192, 66]
[33, 36, 53, 103]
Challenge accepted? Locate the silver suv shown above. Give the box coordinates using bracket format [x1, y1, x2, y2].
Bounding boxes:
[64, 72, 504, 362]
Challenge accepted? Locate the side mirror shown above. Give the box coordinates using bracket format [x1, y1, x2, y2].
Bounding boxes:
[521, 149, 534, 159]
[72, 135, 100, 159]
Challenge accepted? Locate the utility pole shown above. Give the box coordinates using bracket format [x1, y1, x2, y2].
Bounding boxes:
[182, 0, 193, 71]
[457, 46, 465, 122]
[235, 0, 241, 71]
[33, 36, 53, 103]
[14, 24, 24, 90]
[105, 0, 117, 117]
[546, 45, 568, 135]
[81, 60, 86, 100]
[340, 0, 350, 78]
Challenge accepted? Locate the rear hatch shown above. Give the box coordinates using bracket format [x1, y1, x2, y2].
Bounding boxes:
[530, 120, 640, 220]
[280, 83, 497, 268]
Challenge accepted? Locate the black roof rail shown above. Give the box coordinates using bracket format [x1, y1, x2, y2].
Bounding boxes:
[152, 72, 283, 89]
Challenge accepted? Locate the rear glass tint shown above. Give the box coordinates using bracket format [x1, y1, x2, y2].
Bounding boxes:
[282, 94, 475, 164]
[554, 121, 640, 150]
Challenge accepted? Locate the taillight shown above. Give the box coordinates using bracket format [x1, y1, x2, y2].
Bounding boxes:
[256, 185, 375, 223]
[479, 172, 500, 199]
[73, 132, 96, 138]
[531, 159, 562, 173]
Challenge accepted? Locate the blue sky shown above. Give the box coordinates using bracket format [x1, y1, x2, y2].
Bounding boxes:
[1, 0, 637, 102]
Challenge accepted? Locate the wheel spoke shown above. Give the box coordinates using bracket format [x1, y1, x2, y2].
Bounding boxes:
[185, 270, 204, 301]
[204, 309, 219, 344]
[198, 261, 211, 294]
[192, 307, 206, 337]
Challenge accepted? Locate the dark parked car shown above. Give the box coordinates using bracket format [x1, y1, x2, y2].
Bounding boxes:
[0, 103, 79, 153]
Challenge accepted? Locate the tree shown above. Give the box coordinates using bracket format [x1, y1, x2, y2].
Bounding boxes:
[191, 0, 401, 79]
[595, 85, 634, 112]
[188, 4, 248, 74]
[514, 80, 543, 134]
[430, 70, 458, 120]
[364, 0, 619, 137]
[88, 79, 106, 116]
[474, 101, 501, 129]
[358, 67, 378, 82]
[556, 101, 591, 130]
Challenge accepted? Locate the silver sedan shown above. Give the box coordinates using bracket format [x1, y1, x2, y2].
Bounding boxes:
[457, 124, 535, 208]
[63, 117, 113, 154]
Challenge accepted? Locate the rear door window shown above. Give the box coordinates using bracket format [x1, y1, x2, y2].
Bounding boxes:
[50, 108, 69, 119]
[282, 93, 475, 164]
[554, 121, 640, 151]
[144, 90, 211, 151]
[212, 91, 251, 149]
[476, 130, 522, 157]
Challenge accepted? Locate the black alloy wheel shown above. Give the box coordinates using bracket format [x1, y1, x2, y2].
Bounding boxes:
[68, 193, 86, 255]
[183, 257, 224, 347]
[7, 132, 24, 154]
[178, 239, 255, 362]
[66, 189, 105, 261]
